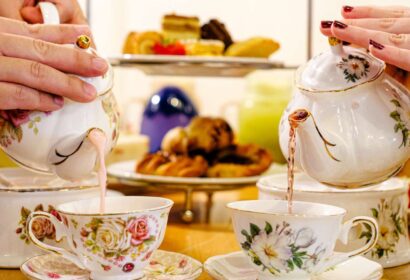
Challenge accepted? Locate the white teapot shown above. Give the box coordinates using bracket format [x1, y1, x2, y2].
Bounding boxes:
[0, 3, 119, 181]
[279, 37, 410, 188]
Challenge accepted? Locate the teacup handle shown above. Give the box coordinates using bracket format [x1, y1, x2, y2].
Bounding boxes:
[27, 211, 85, 269]
[38, 2, 60, 24]
[317, 216, 379, 274]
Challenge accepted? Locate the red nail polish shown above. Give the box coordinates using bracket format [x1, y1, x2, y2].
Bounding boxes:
[334, 21, 348, 29]
[369, 39, 385, 50]
[343, 6, 354, 12]
[321, 21, 333, 29]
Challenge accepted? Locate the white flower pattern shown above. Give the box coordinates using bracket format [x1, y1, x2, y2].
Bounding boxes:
[360, 197, 406, 258]
[240, 221, 323, 275]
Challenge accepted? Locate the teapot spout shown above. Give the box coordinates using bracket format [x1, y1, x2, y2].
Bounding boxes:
[289, 109, 340, 162]
[48, 128, 104, 181]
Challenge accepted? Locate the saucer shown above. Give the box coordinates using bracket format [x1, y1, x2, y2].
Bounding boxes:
[21, 250, 202, 280]
[204, 252, 383, 280]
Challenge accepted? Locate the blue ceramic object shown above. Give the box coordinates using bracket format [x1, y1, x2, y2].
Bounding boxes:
[141, 86, 198, 152]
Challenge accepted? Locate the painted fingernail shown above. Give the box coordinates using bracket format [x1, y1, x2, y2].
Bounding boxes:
[343, 6, 354, 12]
[369, 39, 385, 50]
[92, 57, 108, 72]
[83, 82, 96, 98]
[321, 21, 333, 29]
[334, 21, 348, 29]
[342, 41, 351, 46]
[53, 96, 64, 106]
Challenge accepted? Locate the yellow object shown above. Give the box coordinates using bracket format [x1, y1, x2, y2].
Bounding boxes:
[122, 31, 163, 54]
[106, 134, 149, 164]
[162, 14, 200, 41]
[225, 37, 280, 58]
[0, 150, 17, 167]
[183, 40, 224, 56]
[238, 70, 292, 163]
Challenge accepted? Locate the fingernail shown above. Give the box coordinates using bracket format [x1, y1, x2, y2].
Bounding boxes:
[321, 21, 333, 29]
[53, 96, 64, 106]
[92, 57, 108, 72]
[83, 82, 96, 98]
[342, 41, 351, 46]
[343, 6, 354, 12]
[369, 39, 385, 50]
[334, 21, 348, 29]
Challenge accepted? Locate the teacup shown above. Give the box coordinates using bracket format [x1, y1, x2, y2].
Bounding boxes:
[227, 200, 379, 280]
[27, 196, 173, 280]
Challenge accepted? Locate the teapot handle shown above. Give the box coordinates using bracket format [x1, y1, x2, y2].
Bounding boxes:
[39, 2, 60, 25]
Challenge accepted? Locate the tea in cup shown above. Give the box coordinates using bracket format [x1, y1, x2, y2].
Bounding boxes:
[227, 200, 379, 280]
[27, 196, 173, 280]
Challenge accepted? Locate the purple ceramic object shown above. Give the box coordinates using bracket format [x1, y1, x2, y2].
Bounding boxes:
[140, 86, 198, 152]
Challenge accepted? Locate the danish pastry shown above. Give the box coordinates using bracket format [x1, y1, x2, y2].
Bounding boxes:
[206, 144, 272, 177]
[136, 152, 207, 177]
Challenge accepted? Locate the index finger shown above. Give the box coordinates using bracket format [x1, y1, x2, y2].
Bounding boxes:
[342, 6, 410, 19]
[0, 17, 91, 44]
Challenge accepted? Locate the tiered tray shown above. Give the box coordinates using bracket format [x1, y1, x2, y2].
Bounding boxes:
[108, 54, 288, 77]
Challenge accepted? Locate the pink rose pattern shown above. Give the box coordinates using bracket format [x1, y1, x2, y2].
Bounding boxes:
[80, 215, 159, 273]
[16, 204, 58, 244]
[127, 217, 151, 246]
[0, 110, 30, 127]
[0, 110, 47, 147]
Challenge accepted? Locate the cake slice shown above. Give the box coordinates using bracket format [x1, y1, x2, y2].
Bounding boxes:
[201, 19, 233, 50]
[162, 14, 200, 41]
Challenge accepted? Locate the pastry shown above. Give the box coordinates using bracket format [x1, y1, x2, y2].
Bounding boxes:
[122, 31, 163, 54]
[136, 152, 208, 177]
[201, 19, 233, 50]
[152, 41, 186, 55]
[186, 117, 234, 153]
[206, 144, 272, 177]
[161, 117, 234, 155]
[162, 14, 200, 41]
[225, 37, 280, 58]
[183, 39, 225, 56]
[122, 31, 139, 54]
[161, 127, 189, 154]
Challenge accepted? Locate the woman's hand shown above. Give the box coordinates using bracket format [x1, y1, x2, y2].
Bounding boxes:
[0, 0, 87, 24]
[0, 17, 108, 111]
[320, 6, 410, 71]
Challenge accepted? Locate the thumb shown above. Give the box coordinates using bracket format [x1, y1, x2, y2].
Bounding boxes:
[20, 6, 44, 23]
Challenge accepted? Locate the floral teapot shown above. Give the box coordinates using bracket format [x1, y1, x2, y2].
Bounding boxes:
[279, 37, 410, 188]
[0, 3, 119, 181]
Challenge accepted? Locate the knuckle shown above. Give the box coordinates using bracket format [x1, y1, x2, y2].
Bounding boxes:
[379, 18, 396, 29]
[389, 33, 407, 46]
[30, 61, 45, 81]
[392, 8, 405, 18]
[32, 39, 50, 59]
[27, 24, 41, 36]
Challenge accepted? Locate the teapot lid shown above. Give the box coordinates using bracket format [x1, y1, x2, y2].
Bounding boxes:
[74, 35, 113, 96]
[296, 37, 385, 92]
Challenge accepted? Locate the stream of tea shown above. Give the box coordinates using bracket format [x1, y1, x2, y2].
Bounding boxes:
[88, 129, 107, 214]
[287, 109, 309, 214]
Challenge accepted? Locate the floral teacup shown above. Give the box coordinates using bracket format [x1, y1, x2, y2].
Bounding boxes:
[27, 196, 173, 280]
[228, 200, 379, 280]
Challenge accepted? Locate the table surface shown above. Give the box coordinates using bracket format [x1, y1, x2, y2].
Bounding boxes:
[1, 186, 409, 280]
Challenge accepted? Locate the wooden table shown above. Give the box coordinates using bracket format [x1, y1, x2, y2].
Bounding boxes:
[0, 186, 409, 279]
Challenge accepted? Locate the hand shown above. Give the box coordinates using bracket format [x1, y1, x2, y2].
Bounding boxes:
[320, 6, 410, 71]
[0, 0, 87, 24]
[0, 17, 108, 111]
